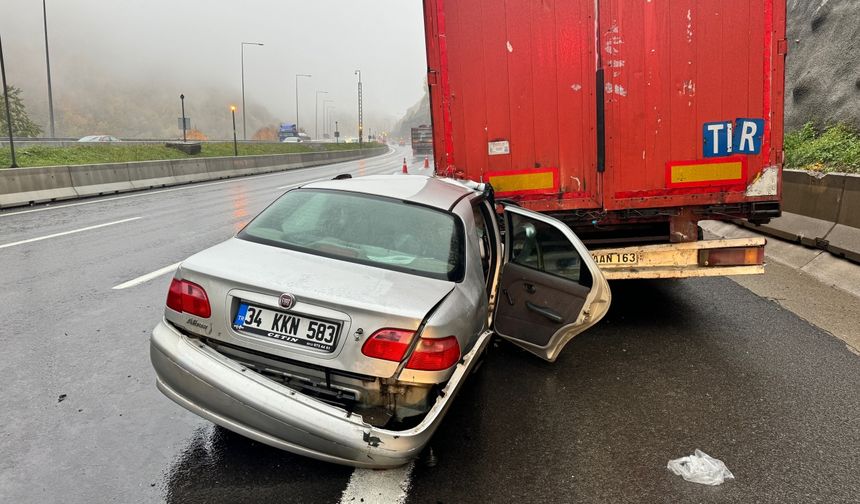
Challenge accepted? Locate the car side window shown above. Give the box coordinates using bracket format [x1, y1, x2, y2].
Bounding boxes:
[508, 213, 592, 287]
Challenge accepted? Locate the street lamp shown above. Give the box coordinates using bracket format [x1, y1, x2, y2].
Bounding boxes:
[180, 94, 187, 142]
[230, 105, 238, 157]
[240, 41, 263, 140]
[355, 70, 363, 147]
[323, 100, 334, 137]
[42, 0, 55, 138]
[314, 90, 328, 140]
[295, 74, 311, 135]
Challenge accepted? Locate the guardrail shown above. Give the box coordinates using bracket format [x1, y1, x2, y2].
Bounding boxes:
[739, 170, 860, 263]
[0, 147, 387, 209]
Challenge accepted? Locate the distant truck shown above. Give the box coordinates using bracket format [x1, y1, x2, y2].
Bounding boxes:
[423, 0, 786, 280]
[278, 123, 299, 142]
[410, 125, 433, 159]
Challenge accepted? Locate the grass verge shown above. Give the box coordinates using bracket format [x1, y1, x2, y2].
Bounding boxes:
[784, 123, 860, 174]
[0, 142, 380, 168]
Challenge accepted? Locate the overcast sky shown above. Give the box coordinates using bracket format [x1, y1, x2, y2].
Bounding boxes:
[1, 0, 429, 136]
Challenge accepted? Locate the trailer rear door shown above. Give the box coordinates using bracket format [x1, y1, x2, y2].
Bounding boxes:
[423, 0, 785, 213]
[423, 0, 601, 211]
[598, 0, 785, 211]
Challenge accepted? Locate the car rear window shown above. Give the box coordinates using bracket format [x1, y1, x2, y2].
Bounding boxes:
[238, 189, 465, 281]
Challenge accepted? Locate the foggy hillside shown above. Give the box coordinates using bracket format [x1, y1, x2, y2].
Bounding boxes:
[46, 77, 279, 140]
[785, 0, 860, 131]
[392, 86, 431, 139]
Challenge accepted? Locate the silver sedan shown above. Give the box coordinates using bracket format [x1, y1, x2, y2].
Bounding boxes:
[150, 174, 611, 467]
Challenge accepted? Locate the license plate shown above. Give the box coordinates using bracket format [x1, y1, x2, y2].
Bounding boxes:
[232, 303, 341, 353]
[591, 252, 639, 266]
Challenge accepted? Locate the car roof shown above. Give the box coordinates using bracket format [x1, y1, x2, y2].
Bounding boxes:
[302, 175, 475, 210]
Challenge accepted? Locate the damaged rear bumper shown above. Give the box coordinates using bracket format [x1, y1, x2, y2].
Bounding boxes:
[150, 319, 491, 468]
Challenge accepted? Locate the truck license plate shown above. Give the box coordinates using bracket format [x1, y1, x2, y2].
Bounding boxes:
[591, 252, 639, 266]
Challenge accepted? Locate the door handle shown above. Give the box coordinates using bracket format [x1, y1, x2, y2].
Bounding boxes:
[523, 282, 536, 294]
[526, 302, 563, 323]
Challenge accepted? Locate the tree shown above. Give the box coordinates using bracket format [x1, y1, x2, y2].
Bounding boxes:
[185, 128, 208, 141]
[0, 85, 42, 137]
[252, 125, 278, 141]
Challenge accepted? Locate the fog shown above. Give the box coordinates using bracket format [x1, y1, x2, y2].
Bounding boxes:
[0, 0, 429, 139]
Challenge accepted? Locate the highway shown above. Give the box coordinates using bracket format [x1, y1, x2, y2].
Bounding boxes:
[1, 147, 858, 503]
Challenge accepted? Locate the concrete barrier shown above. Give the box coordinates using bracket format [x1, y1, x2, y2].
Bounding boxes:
[0, 147, 388, 209]
[0, 166, 77, 207]
[170, 158, 212, 184]
[739, 170, 860, 264]
[129, 160, 176, 190]
[69, 163, 134, 197]
[825, 174, 860, 263]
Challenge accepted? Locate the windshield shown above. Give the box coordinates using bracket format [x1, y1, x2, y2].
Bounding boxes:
[238, 189, 465, 281]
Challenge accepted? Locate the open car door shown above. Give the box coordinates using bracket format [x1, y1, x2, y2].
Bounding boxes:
[493, 205, 612, 362]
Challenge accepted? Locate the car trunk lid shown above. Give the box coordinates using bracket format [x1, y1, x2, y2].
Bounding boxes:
[166, 238, 454, 378]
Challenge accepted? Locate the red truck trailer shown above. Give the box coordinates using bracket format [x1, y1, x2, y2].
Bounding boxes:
[423, 0, 786, 279]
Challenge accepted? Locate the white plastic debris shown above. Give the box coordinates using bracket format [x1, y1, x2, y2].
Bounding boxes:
[667, 449, 734, 486]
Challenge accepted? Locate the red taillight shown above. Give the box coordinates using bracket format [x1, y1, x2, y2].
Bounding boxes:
[405, 336, 461, 371]
[699, 246, 765, 267]
[166, 278, 211, 318]
[361, 329, 414, 362]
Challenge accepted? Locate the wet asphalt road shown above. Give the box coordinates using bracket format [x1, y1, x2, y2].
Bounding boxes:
[1, 147, 858, 503]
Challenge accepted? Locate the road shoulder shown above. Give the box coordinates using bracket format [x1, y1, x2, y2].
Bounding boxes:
[702, 220, 860, 353]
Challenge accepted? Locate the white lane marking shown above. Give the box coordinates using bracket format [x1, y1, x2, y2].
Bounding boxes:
[112, 262, 181, 290]
[0, 149, 400, 219]
[0, 217, 142, 250]
[339, 462, 414, 504]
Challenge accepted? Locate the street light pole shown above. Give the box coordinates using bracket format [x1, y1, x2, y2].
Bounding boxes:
[180, 94, 187, 142]
[355, 70, 363, 147]
[323, 100, 334, 137]
[42, 0, 55, 138]
[240, 41, 263, 141]
[295, 74, 311, 135]
[230, 105, 238, 157]
[335, 120, 339, 144]
[314, 90, 327, 140]
[0, 34, 18, 168]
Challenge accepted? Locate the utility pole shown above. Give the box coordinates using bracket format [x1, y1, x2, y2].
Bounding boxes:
[42, 0, 55, 138]
[355, 70, 363, 147]
[0, 34, 18, 167]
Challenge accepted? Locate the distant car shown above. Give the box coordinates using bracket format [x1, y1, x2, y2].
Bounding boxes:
[150, 175, 612, 468]
[282, 137, 303, 143]
[77, 135, 122, 142]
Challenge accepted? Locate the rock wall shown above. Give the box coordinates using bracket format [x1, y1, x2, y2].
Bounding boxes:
[786, 0, 860, 132]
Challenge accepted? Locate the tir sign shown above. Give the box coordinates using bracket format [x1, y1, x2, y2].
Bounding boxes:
[702, 118, 765, 158]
